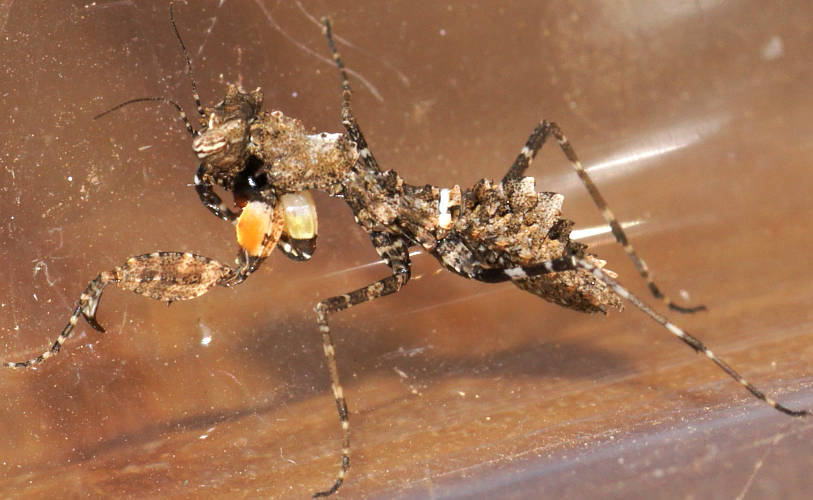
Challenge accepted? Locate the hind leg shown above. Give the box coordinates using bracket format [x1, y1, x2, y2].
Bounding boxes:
[496, 255, 807, 417]
[502, 120, 705, 313]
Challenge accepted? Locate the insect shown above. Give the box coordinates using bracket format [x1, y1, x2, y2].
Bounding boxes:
[3, 2, 807, 497]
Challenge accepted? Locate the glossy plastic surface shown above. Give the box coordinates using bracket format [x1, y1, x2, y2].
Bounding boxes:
[1, 1, 811, 498]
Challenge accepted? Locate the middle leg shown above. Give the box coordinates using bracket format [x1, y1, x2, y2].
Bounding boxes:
[321, 18, 381, 173]
[312, 232, 411, 497]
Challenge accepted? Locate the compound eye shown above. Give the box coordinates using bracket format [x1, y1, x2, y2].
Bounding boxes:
[281, 192, 318, 240]
[221, 118, 247, 138]
[192, 130, 227, 159]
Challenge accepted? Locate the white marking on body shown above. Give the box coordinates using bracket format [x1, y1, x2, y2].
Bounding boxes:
[438, 188, 452, 229]
[504, 267, 528, 280]
[306, 131, 342, 146]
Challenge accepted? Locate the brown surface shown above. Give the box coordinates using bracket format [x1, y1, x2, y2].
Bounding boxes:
[1, 1, 812, 499]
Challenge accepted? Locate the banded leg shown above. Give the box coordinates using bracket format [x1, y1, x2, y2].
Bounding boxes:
[501, 255, 808, 417]
[4, 252, 241, 369]
[321, 18, 381, 173]
[502, 120, 705, 313]
[312, 232, 411, 497]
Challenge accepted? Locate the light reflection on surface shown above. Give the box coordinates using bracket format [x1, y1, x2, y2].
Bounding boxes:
[551, 114, 730, 192]
[597, 0, 728, 32]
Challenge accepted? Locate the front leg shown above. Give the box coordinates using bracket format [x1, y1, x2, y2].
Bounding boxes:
[5, 195, 286, 368]
[196, 163, 320, 263]
[312, 232, 411, 497]
[194, 163, 240, 222]
[4, 252, 236, 368]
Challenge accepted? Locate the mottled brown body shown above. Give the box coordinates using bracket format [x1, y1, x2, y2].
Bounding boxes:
[450, 177, 622, 313]
[249, 110, 358, 196]
[226, 92, 621, 313]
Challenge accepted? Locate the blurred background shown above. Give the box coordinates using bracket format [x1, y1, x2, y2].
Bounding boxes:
[0, 1, 811, 498]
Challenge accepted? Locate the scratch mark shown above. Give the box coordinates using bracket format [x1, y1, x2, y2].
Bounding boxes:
[0, 0, 15, 36]
[252, 0, 384, 101]
[294, 0, 410, 87]
[735, 433, 785, 500]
